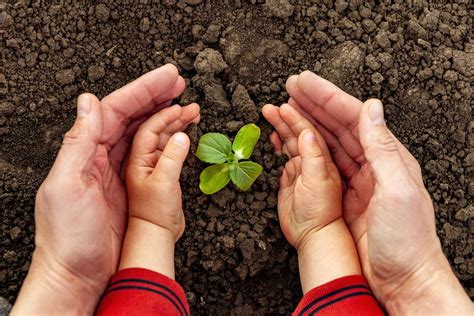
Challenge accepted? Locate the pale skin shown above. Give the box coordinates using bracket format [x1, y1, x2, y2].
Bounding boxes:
[121, 104, 200, 278]
[262, 103, 361, 293]
[11, 64, 189, 316]
[11, 65, 472, 315]
[283, 71, 473, 315]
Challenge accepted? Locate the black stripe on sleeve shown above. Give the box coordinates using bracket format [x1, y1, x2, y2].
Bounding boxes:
[104, 285, 184, 316]
[108, 278, 188, 316]
[299, 284, 369, 316]
[308, 291, 373, 315]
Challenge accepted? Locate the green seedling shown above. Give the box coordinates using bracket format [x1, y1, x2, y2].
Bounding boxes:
[196, 124, 263, 195]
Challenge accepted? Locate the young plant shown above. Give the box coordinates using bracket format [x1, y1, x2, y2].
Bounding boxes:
[196, 124, 263, 195]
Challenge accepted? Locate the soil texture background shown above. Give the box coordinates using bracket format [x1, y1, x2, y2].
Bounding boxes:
[1, 1, 473, 315]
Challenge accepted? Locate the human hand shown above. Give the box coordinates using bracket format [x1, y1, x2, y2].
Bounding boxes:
[262, 104, 361, 292]
[262, 103, 343, 248]
[125, 103, 200, 240]
[118, 104, 200, 278]
[285, 71, 472, 314]
[12, 64, 186, 315]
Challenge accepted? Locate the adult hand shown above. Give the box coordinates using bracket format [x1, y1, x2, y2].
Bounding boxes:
[284, 71, 472, 315]
[12, 64, 186, 316]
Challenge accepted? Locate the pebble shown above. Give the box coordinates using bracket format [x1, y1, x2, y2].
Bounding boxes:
[88, 65, 106, 82]
[10, 226, 21, 240]
[55, 69, 75, 86]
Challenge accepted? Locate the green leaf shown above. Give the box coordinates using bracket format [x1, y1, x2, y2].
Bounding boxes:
[232, 124, 261, 160]
[229, 161, 263, 191]
[200, 164, 231, 195]
[196, 133, 232, 164]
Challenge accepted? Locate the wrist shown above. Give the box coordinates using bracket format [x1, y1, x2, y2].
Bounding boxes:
[384, 248, 473, 315]
[11, 251, 100, 315]
[297, 218, 362, 293]
[119, 217, 176, 279]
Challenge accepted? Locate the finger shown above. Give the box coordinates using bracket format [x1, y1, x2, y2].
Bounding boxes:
[288, 97, 319, 126]
[152, 132, 190, 183]
[297, 71, 363, 131]
[287, 75, 365, 164]
[262, 104, 299, 156]
[288, 98, 360, 178]
[293, 87, 421, 183]
[50, 94, 103, 179]
[100, 64, 186, 148]
[388, 130, 424, 185]
[298, 129, 330, 181]
[109, 136, 131, 175]
[154, 103, 200, 150]
[279, 168, 291, 189]
[269, 131, 283, 155]
[284, 157, 300, 186]
[279, 104, 333, 162]
[131, 104, 199, 157]
[359, 99, 412, 187]
[108, 119, 150, 175]
[103, 76, 186, 150]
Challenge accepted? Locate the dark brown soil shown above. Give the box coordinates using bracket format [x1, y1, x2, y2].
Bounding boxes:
[1, 1, 472, 315]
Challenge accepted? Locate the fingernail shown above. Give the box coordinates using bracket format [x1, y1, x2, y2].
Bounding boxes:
[77, 95, 91, 118]
[303, 130, 315, 143]
[368, 100, 385, 125]
[172, 133, 188, 147]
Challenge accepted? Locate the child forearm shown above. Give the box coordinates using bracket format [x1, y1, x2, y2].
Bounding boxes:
[297, 218, 362, 294]
[119, 217, 176, 279]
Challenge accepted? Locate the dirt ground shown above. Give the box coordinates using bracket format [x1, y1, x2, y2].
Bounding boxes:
[1, 0, 472, 314]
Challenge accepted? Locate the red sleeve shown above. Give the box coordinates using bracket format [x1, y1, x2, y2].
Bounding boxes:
[293, 275, 384, 316]
[96, 268, 190, 316]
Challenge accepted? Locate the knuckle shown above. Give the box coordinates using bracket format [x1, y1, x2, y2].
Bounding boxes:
[374, 131, 399, 153]
[36, 181, 51, 202]
[410, 159, 423, 177]
[37, 178, 63, 204]
[135, 124, 148, 138]
[384, 181, 420, 205]
[161, 148, 177, 161]
[63, 127, 85, 145]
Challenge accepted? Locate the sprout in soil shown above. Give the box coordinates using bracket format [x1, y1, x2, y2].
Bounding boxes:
[196, 124, 263, 195]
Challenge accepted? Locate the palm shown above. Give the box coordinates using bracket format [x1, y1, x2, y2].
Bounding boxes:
[285, 71, 378, 272]
[342, 164, 374, 247]
[35, 64, 186, 294]
[86, 146, 128, 274]
[262, 103, 344, 247]
[285, 71, 430, 287]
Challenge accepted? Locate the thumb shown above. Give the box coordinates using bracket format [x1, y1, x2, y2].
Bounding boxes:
[359, 99, 410, 186]
[152, 132, 190, 183]
[298, 129, 330, 181]
[50, 94, 103, 178]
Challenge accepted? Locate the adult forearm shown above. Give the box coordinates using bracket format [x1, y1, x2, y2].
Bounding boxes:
[385, 250, 473, 316]
[11, 251, 99, 315]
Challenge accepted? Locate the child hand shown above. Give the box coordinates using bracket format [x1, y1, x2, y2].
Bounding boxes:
[262, 103, 343, 249]
[263, 103, 360, 292]
[125, 104, 200, 241]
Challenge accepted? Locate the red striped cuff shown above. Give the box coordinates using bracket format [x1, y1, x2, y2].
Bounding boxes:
[293, 275, 384, 316]
[96, 268, 189, 316]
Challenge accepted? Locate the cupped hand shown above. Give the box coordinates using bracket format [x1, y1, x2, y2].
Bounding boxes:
[263, 103, 362, 292]
[262, 103, 343, 248]
[12, 64, 186, 315]
[285, 71, 472, 314]
[125, 104, 200, 241]
[119, 104, 200, 278]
